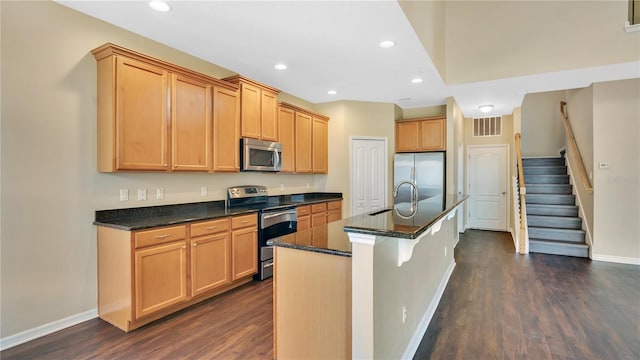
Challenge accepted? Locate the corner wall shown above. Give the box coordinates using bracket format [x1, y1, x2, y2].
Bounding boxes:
[521, 91, 566, 157]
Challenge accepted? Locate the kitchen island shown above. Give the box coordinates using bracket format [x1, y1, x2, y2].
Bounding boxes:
[269, 194, 468, 359]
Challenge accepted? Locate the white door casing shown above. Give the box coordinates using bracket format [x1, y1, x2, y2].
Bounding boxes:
[350, 137, 388, 216]
[467, 145, 509, 231]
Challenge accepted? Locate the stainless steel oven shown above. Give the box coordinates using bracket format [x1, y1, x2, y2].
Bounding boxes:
[240, 138, 282, 172]
[227, 185, 297, 281]
[258, 207, 297, 280]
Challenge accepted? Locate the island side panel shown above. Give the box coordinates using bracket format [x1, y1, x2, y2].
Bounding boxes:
[274, 247, 352, 359]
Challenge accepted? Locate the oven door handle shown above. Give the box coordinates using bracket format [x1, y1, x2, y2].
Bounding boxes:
[262, 210, 297, 220]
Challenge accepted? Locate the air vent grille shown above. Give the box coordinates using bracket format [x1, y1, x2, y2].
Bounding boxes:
[473, 116, 502, 137]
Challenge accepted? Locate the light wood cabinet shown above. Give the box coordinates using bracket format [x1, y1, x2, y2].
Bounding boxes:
[212, 86, 241, 172]
[297, 205, 311, 231]
[231, 213, 258, 280]
[97, 213, 256, 332]
[171, 74, 212, 171]
[396, 117, 446, 152]
[278, 106, 296, 173]
[311, 203, 328, 227]
[92, 43, 239, 173]
[223, 75, 280, 141]
[312, 117, 329, 173]
[326, 200, 343, 223]
[305, 200, 342, 229]
[295, 112, 313, 173]
[190, 218, 231, 296]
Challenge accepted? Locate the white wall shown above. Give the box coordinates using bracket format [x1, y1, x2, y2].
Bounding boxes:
[592, 79, 640, 263]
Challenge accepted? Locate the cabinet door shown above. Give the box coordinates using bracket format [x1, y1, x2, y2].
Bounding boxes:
[311, 212, 326, 227]
[240, 83, 261, 139]
[213, 86, 240, 172]
[278, 106, 295, 173]
[231, 227, 258, 280]
[116, 57, 169, 170]
[134, 241, 187, 319]
[420, 118, 446, 151]
[295, 112, 313, 173]
[261, 90, 278, 141]
[298, 215, 311, 231]
[171, 74, 211, 171]
[312, 118, 328, 174]
[191, 232, 230, 296]
[395, 121, 421, 153]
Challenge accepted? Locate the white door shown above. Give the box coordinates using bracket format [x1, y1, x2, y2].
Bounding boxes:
[350, 137, 387, 216]
[468, 145, 508, 231]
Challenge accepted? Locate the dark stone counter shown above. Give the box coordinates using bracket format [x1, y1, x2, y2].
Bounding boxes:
[268, 219, 352, 257]
[94, 192, 343, 231]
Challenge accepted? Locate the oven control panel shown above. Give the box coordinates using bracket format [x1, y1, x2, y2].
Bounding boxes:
[227, 185, 268, 199]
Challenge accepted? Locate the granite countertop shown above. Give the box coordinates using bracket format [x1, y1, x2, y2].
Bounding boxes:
[343, 194, 468, 239]
[268, 219, 352, 257]
[94, 192, 343, 231]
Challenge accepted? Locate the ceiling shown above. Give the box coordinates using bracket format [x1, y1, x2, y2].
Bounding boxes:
[57, 0, 639, 118]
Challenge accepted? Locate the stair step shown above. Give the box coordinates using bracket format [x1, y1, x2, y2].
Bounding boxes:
[529, 239, 589, 258]
[526, 194, 575, 205]
[523, 166, 567, 175]
[527, 204, 579, 217]
[527, 215, 582, 229]
[526, 184, 573, 194]
[523, 175, 570, 184]
[528, 227, 585, 242]
[522, 157, 565, 167]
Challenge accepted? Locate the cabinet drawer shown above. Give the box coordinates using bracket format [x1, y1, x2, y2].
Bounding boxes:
[326, 200, 341, 210]
[297, 205, 311, 216]
[232, 213, 258, 229]
[191, 218, 230, 237]
[134, 225, 186, 249]
[311, 203, 327, 213]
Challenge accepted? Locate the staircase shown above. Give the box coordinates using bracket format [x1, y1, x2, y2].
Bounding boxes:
[522, 156, 589, 257]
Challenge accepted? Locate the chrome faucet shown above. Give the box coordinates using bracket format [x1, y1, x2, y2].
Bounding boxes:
[393, 181, 419, 218]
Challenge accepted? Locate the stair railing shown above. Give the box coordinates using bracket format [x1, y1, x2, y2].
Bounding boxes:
[560, 101, 593, 193]
[515, 133, 529, 254]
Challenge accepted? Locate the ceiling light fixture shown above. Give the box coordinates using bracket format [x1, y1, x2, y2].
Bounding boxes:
[411, 78, 423, 84]
[479, 104, 494, 113]
[379, 40, 395, 49]
[274, 63, 287, 70]
[327, 90, 337, 95]
[148, 0, 171, 12]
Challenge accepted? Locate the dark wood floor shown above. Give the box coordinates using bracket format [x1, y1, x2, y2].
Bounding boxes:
[3, 230, 639, 359]
[415, 230, 640, 360]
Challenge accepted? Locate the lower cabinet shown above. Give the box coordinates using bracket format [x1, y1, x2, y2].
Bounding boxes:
[97, 214, 256, 332]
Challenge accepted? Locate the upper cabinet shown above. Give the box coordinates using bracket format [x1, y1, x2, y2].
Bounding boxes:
[222, 76, 280, 142]
[279, 103, 329, 174]
[396, 117, 446, 152]
[91, 43, 239, 173]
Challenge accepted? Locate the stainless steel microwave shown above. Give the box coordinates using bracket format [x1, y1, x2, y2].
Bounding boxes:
[240, 138, 283, 172]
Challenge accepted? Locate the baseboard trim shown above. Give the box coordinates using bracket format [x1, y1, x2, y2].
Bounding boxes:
[0, 309, 98, 351]
[592, 254, 640, 266]
[401, 259, 456, 359]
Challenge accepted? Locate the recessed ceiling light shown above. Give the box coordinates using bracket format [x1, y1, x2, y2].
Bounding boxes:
[327, 90, 337, 95]
[411, 78, 423, 84]
[149, 0, 170, 12]
[479, 104, 494, 113]
[379, 40, 395, 49]
[274, 63, 287, 70]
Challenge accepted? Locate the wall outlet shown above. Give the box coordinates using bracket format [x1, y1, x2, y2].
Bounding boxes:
[156, 188, 164, 200]
[306, 183, 310, 189]
[402, 305, 407, 324]
[137, 188, 147, 201]
[119, 189, 128, 201]
[201, 186, 208, 196]
[445, 246, 447, 257]
[280, 184, 284, 190]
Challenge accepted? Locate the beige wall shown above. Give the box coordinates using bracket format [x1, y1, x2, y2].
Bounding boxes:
[592, 79, 640, 261]
[444, 1, 639, 84]
[398, 0, 446, 82]
[316, 101, 397, 217]
[0, 0, 317, 338]
[521, 91, 566, 157]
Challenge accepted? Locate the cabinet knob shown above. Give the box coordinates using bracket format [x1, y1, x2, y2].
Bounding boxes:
[192, 243, 197, 247]
[163, 164, 168, 167]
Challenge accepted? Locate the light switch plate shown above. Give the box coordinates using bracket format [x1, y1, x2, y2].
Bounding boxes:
[156, 188, 164, 200]
[137, 188, 147, 201]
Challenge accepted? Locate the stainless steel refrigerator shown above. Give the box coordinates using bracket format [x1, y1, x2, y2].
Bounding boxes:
[393, 152, 445, 220]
